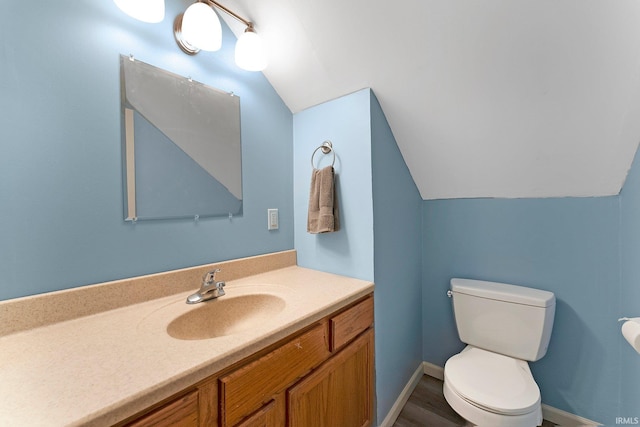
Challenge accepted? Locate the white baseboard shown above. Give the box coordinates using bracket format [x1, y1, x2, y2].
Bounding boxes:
[541, 404, 601, 426]
[378, 363, 424, 427]
[421, 362, 601, 427]
[423, 360, 444, 380]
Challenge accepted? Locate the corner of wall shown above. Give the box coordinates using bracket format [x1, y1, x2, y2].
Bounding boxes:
[369, 89, 423, 423]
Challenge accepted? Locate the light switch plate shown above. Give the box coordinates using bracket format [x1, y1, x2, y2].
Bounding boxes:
[268, 208, 279, 230]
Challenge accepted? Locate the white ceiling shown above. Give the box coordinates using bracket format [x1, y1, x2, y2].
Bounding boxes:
[222, 0, 640, 199]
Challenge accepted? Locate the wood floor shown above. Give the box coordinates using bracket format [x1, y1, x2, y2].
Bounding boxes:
[392, 375, 556, 427]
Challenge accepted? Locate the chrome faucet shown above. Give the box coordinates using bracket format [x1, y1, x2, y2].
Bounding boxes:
[186, 269, 226, 304]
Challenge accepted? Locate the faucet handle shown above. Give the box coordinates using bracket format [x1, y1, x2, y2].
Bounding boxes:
[202, 269, 221, 286]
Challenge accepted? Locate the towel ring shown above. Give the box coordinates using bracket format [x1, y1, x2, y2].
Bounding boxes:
[311, 141, 336, 169]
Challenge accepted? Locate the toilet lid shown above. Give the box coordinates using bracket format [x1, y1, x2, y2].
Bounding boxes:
[444, 347, 541, 416]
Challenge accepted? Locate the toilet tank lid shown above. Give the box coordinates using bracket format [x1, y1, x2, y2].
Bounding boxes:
[450, 278, 555, 307]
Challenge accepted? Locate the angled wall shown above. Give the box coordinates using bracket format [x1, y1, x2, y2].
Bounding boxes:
[370, 92, 423, 423]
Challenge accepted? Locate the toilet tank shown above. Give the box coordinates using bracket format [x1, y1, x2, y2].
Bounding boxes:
[450, 278, 555, 361]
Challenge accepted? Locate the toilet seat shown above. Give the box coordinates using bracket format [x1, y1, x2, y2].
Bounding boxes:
[443, 379, 542, 427]
[444, 346, 541, 416]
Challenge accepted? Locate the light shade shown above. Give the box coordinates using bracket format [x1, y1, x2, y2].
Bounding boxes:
[235, 29, 268, 71]
[181, 2, 222, 52]
[113, 0, 165, 23]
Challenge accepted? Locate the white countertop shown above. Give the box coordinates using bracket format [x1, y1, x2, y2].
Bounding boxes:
[0, 264, 373, 426]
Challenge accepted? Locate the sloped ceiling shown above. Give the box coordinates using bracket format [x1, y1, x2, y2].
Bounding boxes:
[221, 0, 640, 199]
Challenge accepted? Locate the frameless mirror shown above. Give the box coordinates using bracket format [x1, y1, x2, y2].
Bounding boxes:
[120, 55, 242, 221]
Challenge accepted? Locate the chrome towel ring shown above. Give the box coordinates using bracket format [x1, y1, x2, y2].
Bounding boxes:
[311, 140, 336, 169]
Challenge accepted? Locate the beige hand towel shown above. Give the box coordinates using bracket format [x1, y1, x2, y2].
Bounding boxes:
[307, 165, 338, 233]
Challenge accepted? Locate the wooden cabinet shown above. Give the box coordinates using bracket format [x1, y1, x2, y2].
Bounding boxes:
[235, 400, 278, 427]
[220, 323, 331, 426]
[120, 294, 374, 427]
[288, 329, 374, 427]
[330, 296, 374, 351]
[126, 390, 199, 427]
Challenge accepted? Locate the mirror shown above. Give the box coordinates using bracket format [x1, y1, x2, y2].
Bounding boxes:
[120, 55, 242, 221]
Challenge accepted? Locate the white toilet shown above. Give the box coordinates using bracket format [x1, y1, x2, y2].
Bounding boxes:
[443, 278, 556, 427]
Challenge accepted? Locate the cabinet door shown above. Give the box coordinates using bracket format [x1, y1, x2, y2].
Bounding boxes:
[287, 329, 374, 427]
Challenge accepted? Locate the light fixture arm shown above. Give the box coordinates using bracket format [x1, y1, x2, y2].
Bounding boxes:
[173, 0, 267, 71]
[203, 0, 254, 30]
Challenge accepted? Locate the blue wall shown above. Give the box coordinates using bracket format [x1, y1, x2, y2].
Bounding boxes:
[423, 152, 640, 423]
[293, 89, 374, 281]
[293, 89, 424, 423]
[620, 149, 640, 422]
[370, 92, 423, 423]
[0, 1, 293, 300]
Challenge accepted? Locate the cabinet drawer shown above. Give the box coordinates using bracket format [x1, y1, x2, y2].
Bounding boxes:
[330, 295, 374, 351]
[126, 390, 198, 427]
[220, 323, 330, 426]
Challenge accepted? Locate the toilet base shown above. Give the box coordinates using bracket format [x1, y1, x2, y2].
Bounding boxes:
[443, 379, 542, 427]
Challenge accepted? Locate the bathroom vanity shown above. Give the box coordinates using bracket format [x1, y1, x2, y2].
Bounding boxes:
[0, 251, 374, 427]
[121, 295, 374, 427]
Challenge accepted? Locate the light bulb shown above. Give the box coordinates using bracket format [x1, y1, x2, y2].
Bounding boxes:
[114, 0, 165, 23]
[235, 29, 268, 71]
[181, 2, 222, 52]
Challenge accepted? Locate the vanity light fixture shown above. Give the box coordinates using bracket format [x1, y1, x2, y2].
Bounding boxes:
[234, 25, 267, 71]
[177, 1, 222, 52]
[174, 0, 268, 72]
[114, 0, 165, 23]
